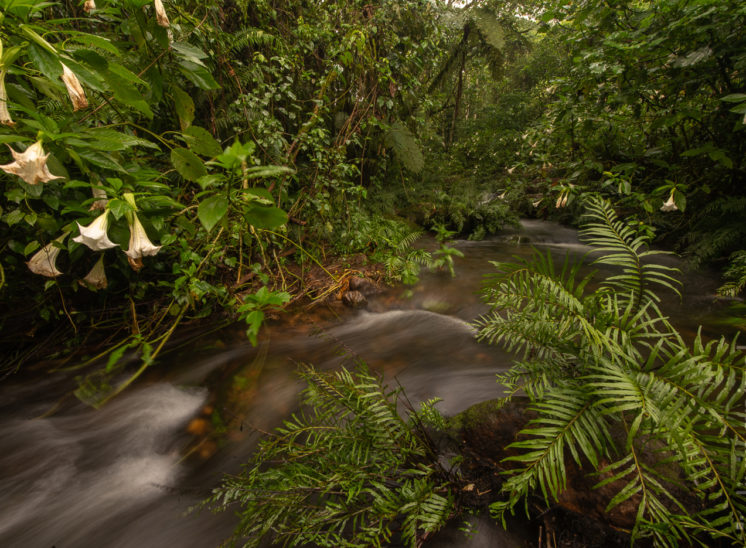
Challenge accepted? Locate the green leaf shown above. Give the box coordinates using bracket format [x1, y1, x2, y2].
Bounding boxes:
[3, 209, 25, 226]
[72, 49, 109, 71]
[171, 85, 195, 130]
[67, 34, 121, 56]
[108, 198, 132, 220]
[245, 204, 288, 229]
[196, 174, 224, 190]
[107, 62, 147, 86]
[178, 60, 220, 90]
[27, 43, 63, 79]
[721, 93, 746, 103]
[75, 149, 127, 172]
[170, 41, 209, 66]
[23, 240, 40, 256]
[170, 148, 206, 181]
[198, 194, 229, 232]
[0, 135, 31, 145]
[20, 24, 58, 55]
[104, 71, 153, 118]
[79, 129, 159, 151]
[183, 126, 222, 157]
[42, 193, 59, 209]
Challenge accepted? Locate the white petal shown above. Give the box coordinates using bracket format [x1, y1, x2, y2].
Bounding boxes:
[0, 71, 13, 126]
[27, 242, 63, 277]
[0, 141, 62, 185]
[660, 195, 678, 212]
[125, 214, 162, 261]
[73, 211, 118, 251]
[81, 255, 108, 290]
[154, 0, 170, 27]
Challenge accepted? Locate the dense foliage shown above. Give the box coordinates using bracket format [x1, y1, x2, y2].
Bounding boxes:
[0, 0, 457, 394]
[2, 0, 736, 543]
[436, 0, 746, 293]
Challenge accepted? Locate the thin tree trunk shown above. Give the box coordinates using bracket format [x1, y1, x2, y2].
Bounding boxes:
[448, 50, 466, 149]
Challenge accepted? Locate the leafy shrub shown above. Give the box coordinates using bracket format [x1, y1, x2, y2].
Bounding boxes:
[475, 196, 746, 546]
[205, 364, 455, 548]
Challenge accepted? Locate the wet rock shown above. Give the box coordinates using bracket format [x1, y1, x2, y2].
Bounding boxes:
[186, 418, 210, 436]
[342, 290, 367, 308]
[348, 276, 379, 296]
[451, 399, 635, 545]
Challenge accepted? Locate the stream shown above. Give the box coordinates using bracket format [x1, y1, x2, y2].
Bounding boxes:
[0, 220, 739, 548]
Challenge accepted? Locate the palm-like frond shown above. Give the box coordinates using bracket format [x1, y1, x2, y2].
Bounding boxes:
[580, 196, 682, 307]
[205, 364, 455, 548]
[477, 197, 746, 546]
[491, 384, 612, 521]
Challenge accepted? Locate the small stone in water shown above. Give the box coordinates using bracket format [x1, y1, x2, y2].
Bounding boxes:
[342, 290, 367, 308]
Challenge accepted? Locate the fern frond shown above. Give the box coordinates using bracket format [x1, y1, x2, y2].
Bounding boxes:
[384, 122, 424, 173]
[479, 196, 744, 545]
[580, 196, 682, 307]
[206, 364, 455, 548]
[492, 385, 611, 515]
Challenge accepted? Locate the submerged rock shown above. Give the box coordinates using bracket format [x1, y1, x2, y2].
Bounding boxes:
[342, 290, 367, 308]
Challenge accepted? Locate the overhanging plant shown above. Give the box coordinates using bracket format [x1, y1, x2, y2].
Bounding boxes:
[474, 195, 746, 546]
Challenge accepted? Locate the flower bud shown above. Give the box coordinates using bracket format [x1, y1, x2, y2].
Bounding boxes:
[61, 64, 88, 111]
[154, 0, 170, 28]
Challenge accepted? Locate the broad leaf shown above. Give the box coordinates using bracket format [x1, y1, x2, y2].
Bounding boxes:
[245, 204, 288, 229]
[198, 194, 229, 232]
[183, 126, 222, 157]
[171, 85, 195, 130]
[170, 148, 206, 181]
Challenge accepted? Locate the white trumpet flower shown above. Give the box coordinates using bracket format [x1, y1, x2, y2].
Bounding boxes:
[81, 255, 108, 290]
[154, 0, 170, 27]
[61, 64, 88, 111]
[27, 235, 67, 278]
[73, 210, 118, 251]
[0, 70, 13, 126]
[0, 141, 62, 185]
[83, 0, 96, 12]
[125, 213, 161, 270]
[660, 191, 678, 212]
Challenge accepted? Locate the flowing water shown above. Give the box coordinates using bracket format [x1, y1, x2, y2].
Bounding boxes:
[0, 221, 739, 548]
